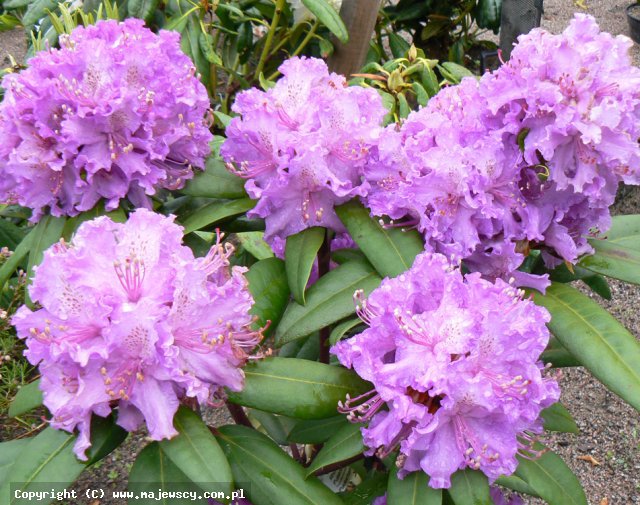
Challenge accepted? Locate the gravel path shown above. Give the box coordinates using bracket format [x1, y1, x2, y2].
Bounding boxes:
[1, 2, 640, 504]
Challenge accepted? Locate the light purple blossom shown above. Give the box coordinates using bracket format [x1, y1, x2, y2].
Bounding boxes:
[364, 14, 640, 276]
[221, 57, 386, 252]
[0, 19, 212, 219]
[480, 13, 640, 266]
[332, 252, 559, 489]
[490, 486, 524, 505]
[12, 209, 261, 459]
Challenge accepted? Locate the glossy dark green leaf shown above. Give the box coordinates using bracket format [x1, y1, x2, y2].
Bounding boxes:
[301, 0, 348, 43]
[181, 198, 255, 234]
[306, 422, 364, 476]
[127, 0, 159, 21]
[216, 425, 343, 505]
[474, 0, 502, 32]
[514, 445, 587, 505]
[388, 470, 442, 505]
[182, 157, 247, 199]
[581, 274, 612, 300]
[0, 428, 85, 505]
[276, 259, 381, 346]
[85, 414, 128, 466]
[388, 32, 410, 58]
[447, 469, 491, 505]
[246, 258, 290, 337]
[285, 227, 325, 305]
[160, 407, 232, 495]
[227, 357, 370, 419]
[8, 379, 42, 417]
[541, 403, 579, 434]
[535, 282, 640, 411]
[287, 416, 348, 444]
[181, 18, 210, 89]
[0, 219, 25, 250]
[329, 318, 363, 346]
[128, 442, 208, 504]
[336, 201, 423, 278]
[343, 472, 387, 505]
[580, 239, 640, 285]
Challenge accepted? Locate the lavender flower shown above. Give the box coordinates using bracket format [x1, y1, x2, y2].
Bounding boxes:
[12, 209, 261, 459]
[331, 252, 559, 489]
[365, 14, 640, 276]
[480, 13, 640, 266]
[0, 19, 212, 220]
[221, 57, 385, 253]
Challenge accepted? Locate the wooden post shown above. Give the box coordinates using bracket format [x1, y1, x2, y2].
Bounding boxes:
[328, 0, 382, 76]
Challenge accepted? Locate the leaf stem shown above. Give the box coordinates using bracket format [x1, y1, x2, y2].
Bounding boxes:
[226, 401, 253, 428]
[254, 0, 287, 81]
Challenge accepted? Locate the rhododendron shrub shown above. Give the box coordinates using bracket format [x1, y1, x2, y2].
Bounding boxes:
[2, 12, 640, 505]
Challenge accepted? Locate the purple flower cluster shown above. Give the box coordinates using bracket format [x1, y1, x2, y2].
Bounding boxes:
[221, 57, 386, 254]
[12, 209, 261, 459]
[365, 14, 640, 275]
[480, 13, 640, 266]
[332, 252, 559, 488]
[0, 19, 212, 219]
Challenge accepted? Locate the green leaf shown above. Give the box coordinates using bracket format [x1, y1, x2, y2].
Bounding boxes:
[535, 282, 640, 411]
[181, 198, 255, 234]
[438, 62, 474, 85]
[237, 232, 273, 260]
[0, 439, 30, 486]
[181, 18, 211, 89]
[182, 157, 247, 199]
[336, 201, 423, 278]
[581, 274, 612, 300]
[514, 445, 587, 505]
[227, 357, 370, 419]
[540, 337, 580, 368]
[160, 407, 233, 495]
[287, 416, 348, 444]
[23, 0, 57, 26]
[601, 214, 640, 249]
[343, 472, 387, 505]
[541, 403, 579, 434]
[495, 474, 540, 498]
[128, 443, 208, 504]
[305, 422, 364, 476]
[85, 414, 128, 466]
[216, 424, 344, 505]
[388, 32, 410, 58]
[0, 219, 25, 250]
[388, 470, 442, 505]
[3, 0, 32, 9]
[474, 0, 502, 32]
[199, 32, 223, 65]
[301, 0, 348, 43]
[276, 259, 381, 346]
[411, 82, 429, 106]
[127, 0, 159, 21]
[329, 318, 362, 346]
[0, 428, 85, 505]
[8, 379, 42, 417]
[447, 469, 491, 505]
[246, 258, 290, 337]
[579, 239, 640, 285]
[285, 227, 325, 305]
[0, 225, 36, 291]
[249, 410, 295, 445]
